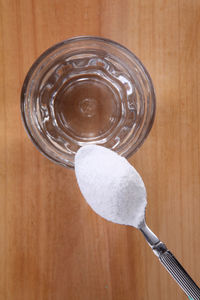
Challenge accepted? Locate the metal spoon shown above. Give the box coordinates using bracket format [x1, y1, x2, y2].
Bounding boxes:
[75, 145, 200, 299]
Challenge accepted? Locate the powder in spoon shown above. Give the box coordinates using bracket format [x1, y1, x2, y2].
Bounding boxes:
[75, 145, 147, 228]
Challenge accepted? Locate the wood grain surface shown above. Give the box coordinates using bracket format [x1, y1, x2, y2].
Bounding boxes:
[0, 0, 200, 299]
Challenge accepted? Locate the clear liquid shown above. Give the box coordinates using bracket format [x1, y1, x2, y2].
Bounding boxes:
[37, 54, 139, 158]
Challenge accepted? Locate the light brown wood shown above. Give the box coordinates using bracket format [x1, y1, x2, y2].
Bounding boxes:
[0, 0, 200, 299]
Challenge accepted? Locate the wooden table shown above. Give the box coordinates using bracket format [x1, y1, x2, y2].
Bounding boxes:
[0, 1, 200, 299]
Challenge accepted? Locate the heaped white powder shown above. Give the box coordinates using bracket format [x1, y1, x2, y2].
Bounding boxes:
[75, 145, 147, 228]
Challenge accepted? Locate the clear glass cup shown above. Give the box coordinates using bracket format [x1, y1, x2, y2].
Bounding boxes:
[21, 36, 156, 168]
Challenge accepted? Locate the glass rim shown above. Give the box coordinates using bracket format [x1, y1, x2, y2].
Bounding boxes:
[21, 36, 156, 168]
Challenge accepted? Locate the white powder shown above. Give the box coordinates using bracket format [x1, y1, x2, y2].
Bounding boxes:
[75, 145, 147, 228]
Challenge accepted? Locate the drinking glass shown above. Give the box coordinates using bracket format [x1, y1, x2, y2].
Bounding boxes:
[21, 36, 156, 168]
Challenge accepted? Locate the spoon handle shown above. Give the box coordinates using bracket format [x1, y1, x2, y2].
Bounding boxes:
[158, 249, 200, 300]
[140, 223, 200, 299]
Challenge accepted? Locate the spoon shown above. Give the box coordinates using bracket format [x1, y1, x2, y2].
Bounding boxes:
[75, 145, 200, 299]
